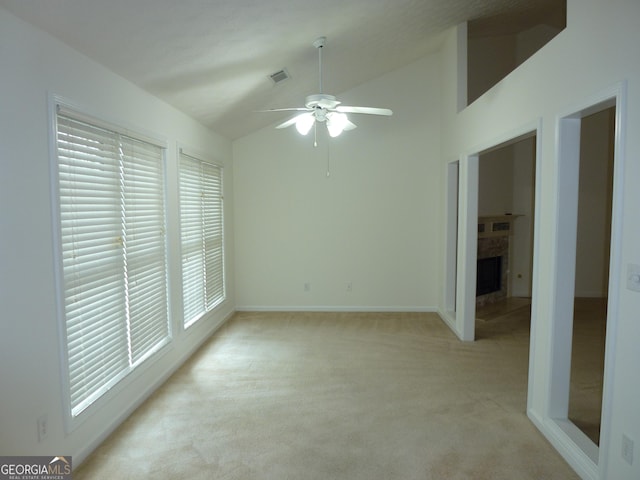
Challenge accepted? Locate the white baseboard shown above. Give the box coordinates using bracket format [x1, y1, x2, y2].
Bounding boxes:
[234, 305, 438, 313]
[527, 408, 599, 480]
[436, 309, 464, 340]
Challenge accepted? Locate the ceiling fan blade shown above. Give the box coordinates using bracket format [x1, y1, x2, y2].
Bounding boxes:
[257, 107, 310, 113]
[343, 119, 357, 131]
[276, 112, 313, 129]
[336, 106, 393, 116]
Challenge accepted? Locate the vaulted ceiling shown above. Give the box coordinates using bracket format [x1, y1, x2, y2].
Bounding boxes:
[1, 0, 560, 139]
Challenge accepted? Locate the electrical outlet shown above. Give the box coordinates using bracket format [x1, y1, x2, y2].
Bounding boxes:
[627, 264, 640, 292]
[346, 282, 352, 292]
[622, 434, 634, 465]
[304, 282, 311, 292]
[37, 415, 48, 443]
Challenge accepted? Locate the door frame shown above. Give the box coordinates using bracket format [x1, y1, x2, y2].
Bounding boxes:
[546, 82, 626, 477]
[446, 122, 541, 343]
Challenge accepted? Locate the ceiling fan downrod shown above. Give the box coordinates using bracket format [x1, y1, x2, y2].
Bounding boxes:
[313, 36, 326, 94]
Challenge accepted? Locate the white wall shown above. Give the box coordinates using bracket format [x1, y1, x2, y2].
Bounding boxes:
[440, 0, 640, 478]
[478, 146, 514, 216]
[575, 108, 615, 298]
[233, 54, 442, 311]
[511, 138, 536, 298]
[0, 8, 234, 464]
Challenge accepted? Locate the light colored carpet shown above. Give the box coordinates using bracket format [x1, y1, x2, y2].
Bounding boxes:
[476, 296, 606, 446]
[75, 311, 578, 479]
[569, 297, 607, 445]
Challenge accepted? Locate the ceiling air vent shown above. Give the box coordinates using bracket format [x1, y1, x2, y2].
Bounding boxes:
[269, 68, 290, 85]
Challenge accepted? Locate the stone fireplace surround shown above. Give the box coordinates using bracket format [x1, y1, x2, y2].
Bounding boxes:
[476, 216, 516, 307]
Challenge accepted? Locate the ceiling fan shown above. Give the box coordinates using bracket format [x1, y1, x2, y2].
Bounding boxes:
[261, 37, 393, 143]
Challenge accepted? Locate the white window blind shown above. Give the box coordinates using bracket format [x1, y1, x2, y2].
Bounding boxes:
[55, 109, 170, 417]
[179, 151, 224, 327]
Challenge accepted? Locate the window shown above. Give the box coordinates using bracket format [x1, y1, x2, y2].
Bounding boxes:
[179, 150, 225, 328]
[54, 106, 170, 418]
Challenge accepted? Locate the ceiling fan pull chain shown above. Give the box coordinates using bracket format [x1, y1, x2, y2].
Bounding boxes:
[314, 121, 318, 147]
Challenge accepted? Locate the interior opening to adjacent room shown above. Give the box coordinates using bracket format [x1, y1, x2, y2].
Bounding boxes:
[445, 128, 539, 345]
[476, 136, 536, 308]
[568, 106, 615, 447]
[466, 1, 566, 106]
[547, 86, 625, 475]
[474, 135, 536, 416]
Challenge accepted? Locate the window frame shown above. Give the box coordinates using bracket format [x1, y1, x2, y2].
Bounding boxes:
[50, 98, 171, 429]
[178, 147, 226, 329]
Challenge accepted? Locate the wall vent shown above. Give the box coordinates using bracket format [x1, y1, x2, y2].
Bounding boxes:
[269, 68, 290, 85]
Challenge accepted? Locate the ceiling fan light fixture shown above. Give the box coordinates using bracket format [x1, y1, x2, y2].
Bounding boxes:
[295, 114, 315, 135]
[326, 112, 348, 137]
[260, 36, 392, 143]
[326, 125, 343, 138]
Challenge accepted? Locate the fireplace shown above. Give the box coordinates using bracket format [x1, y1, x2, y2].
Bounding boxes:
[477, 215, 516, 307]
[476, 256, 502, 296]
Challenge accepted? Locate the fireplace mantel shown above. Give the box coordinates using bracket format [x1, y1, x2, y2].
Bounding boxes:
[478, 215, 520, 238]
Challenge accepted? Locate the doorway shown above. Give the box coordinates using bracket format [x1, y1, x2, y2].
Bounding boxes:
[475, 134, 536, 339]
[474, 136, 537, 412]
[445, 128, 538, 343]
[568, 107, 615, 446]
[548, 90, 623, 468]
[476, 136, 536, 309]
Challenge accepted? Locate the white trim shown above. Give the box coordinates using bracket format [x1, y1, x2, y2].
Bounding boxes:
[177, 145, 226, 331]
[598, 81, 626, 478]
[437, 309, 465, 341]
[543, 81, 626, 476]
[177, 144, 224, 168]
[444, 161, 459, 317]
[528, 411, 599, 480]
[234, 305, 439, 313]
[455, 153, 478, 341]
[526, 118, 544, 416]
[461, 119, 540, 162]
[453, 119, 541, 343]
[54, 95, 167, 149]
[554, 419, 600, 465]
[49, 93, 172, 432]
[47, 93, 74, 435]
[548, 115, 581, 420]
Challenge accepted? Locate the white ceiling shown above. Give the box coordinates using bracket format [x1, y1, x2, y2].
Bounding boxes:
[1, 0, 559, 139]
